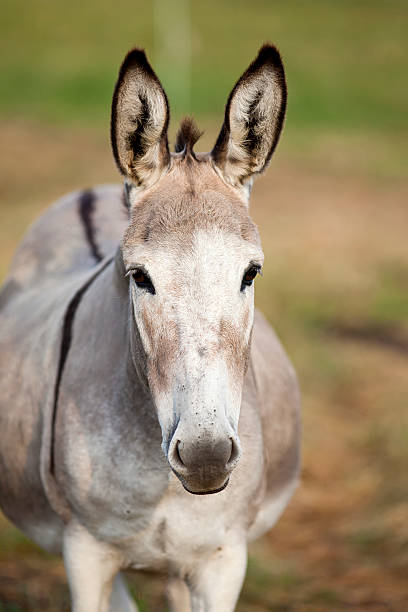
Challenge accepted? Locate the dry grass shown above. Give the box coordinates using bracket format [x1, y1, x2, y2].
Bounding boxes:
[0, 120, 407, 611]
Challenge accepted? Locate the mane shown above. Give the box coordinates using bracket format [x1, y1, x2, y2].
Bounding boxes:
[174, 117, 203, 155]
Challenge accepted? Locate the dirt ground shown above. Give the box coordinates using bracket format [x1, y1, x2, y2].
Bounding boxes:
[0, 120, 407, 611]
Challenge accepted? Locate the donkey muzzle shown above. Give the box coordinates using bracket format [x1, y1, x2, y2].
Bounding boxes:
[167, 429, 241, 494]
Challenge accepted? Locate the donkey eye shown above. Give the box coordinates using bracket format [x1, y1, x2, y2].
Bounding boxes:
[131, 269, 155, 294]
[241, 265, 260, 291]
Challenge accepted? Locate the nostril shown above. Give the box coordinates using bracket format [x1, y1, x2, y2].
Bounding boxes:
[175, 440, 185, 467]
[168, 438, 187, 473]
[168, 433, 241, 476]
[226, 436, 241, 469]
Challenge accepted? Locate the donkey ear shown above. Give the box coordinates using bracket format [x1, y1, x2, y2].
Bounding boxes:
[212, 44, 287, 188]
[111, 48, 170, 189]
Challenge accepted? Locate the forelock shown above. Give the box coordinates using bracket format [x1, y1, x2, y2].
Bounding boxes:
[174, 117, 203, 155]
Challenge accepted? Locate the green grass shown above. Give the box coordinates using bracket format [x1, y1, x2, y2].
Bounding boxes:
[348, 527, 393, 557]
[1, 0, 406, 130]
[1, 0, 406, 179]
[0, 604, 24, 612]
[371, 263, 408, 324]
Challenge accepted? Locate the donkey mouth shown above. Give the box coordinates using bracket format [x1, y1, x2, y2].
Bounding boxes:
[171, 468, 230, 496]
[180, 477, 230, 496]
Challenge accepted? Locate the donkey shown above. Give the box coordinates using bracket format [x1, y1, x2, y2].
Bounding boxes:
[0, 45, 300, 611]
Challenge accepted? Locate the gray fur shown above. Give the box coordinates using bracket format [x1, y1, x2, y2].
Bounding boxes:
[0, 46, 300, 612]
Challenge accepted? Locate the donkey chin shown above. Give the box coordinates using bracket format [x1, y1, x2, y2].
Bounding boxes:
[166, 431, 242, 495]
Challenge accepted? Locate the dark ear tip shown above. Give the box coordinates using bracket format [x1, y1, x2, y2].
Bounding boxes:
[119, 47, 152, 75]
[255, 43, 284, 69]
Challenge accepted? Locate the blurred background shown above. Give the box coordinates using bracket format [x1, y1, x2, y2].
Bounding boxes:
[0, 1, 407, 610]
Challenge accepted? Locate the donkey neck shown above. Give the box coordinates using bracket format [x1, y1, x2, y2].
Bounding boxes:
[59, 247, 156, 423]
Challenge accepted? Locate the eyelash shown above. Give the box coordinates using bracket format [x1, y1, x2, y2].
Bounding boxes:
[241, 265, 261, 291]
[127, 268, 155, 294]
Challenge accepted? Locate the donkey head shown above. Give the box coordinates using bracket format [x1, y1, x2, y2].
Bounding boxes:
[111, 45, 286, 494]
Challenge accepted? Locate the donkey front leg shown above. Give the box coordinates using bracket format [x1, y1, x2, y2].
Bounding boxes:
[188, 541, 247, 612]
[63, 520, 125, 612]
[167, 576, 191, 612]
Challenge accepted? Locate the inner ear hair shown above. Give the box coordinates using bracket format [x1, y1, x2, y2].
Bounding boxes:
[111, 48, 170, 189]
[212, 44, 287, 188]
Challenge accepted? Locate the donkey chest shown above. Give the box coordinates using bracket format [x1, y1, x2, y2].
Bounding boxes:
[110, 479, 249, 573]
[71, 463, 255, 573]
